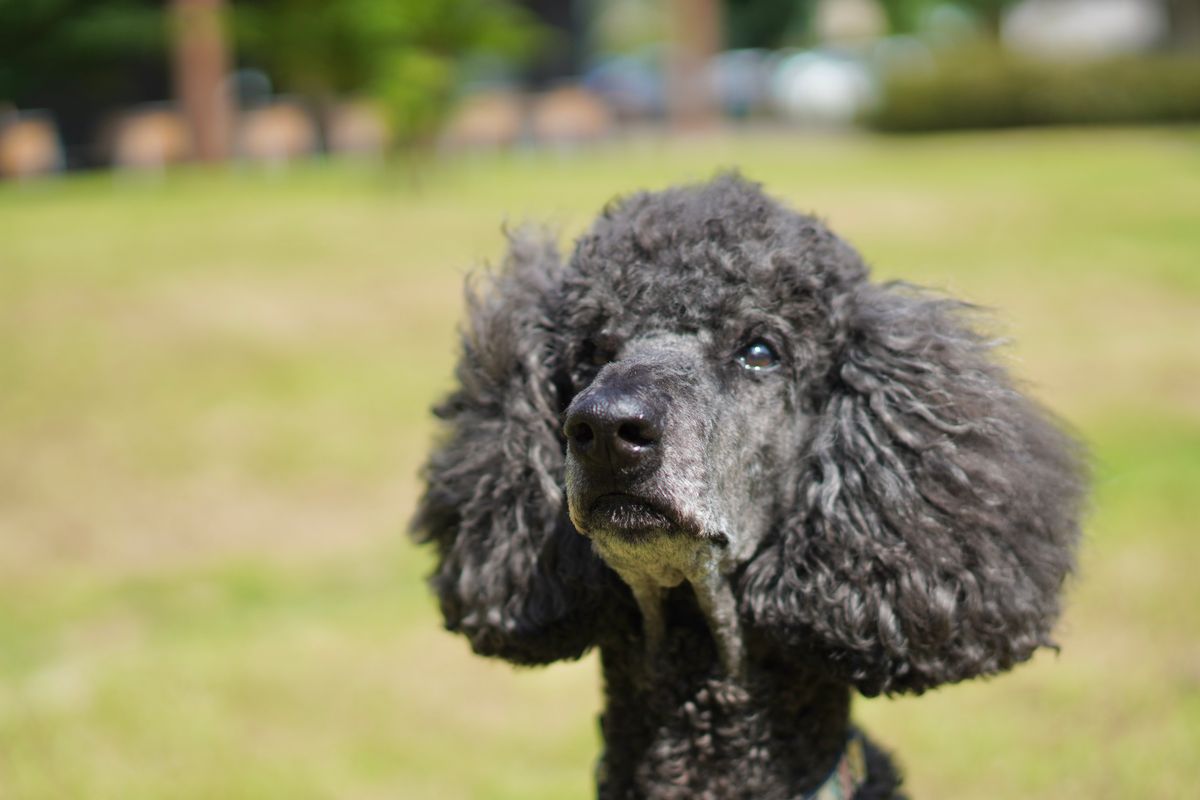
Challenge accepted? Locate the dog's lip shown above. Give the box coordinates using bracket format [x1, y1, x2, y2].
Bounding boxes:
[589, 492, 673, 519]
[583, 492, 716, 540]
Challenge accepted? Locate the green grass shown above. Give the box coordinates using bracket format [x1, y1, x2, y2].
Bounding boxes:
[1, 127, 1198, 798]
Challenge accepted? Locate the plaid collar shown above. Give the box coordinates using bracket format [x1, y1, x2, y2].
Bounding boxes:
[808, 733, 868, 800]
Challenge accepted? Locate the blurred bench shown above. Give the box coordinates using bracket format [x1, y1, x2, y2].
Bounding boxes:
[441, 86, 614, 151]
[109, 106, 192, 171]
[0, 111, 64, 180]
[236, 100, 318, 166]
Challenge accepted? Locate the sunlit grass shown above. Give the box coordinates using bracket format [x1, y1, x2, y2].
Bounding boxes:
[1, 127, 1198, 798]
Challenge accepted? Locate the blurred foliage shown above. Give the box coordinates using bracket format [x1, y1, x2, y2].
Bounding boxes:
[723, 0, 813, 49]
[235, 0, 542, 147]
[867, 47, 1200, 131]
[719, 0, 1018, 45]
[874, 0, 1028, 37]
[949, 0, 1017, 36]
[876, 0, 936, 35]
[1163, 0, 1200, 49]
[590, 0, 667, 54]
[0, 0, 165, 105]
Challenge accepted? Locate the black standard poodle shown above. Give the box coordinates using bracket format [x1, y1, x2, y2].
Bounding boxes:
[412, 174, 1086, 799]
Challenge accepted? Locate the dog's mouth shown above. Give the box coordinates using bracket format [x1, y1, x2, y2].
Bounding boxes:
[578, 492, 723, 544]
[588, 493, 678, 533]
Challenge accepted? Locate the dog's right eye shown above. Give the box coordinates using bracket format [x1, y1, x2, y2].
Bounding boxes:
[582, 333, 619, 367]
[580, 342, 606, 367]
[736, 340, 780, 371]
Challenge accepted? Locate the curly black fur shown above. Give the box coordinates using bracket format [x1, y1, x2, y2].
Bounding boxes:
[412, 174, 1086, 798]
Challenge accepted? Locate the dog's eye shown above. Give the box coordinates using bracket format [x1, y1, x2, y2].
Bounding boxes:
[582, 332, 620, 367]
[581, 342, 607, 367]
[736, 340, 780, 371]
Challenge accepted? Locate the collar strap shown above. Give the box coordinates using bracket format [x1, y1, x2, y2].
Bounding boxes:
[807, 732, 868, 800]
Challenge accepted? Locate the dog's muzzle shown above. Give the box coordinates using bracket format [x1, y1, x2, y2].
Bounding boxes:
[562, 364, 680, 537]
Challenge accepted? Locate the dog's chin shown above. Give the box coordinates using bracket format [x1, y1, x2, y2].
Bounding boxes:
[573, 492, 733, 590]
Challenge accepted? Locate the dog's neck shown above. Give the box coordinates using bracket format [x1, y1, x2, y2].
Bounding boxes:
[588, 527, 749, 680]
[595, 583, 861, 800]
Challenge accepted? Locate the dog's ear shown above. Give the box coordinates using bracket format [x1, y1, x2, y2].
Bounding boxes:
[742, 282, 1086, 694]
[411, 230, 616, 665]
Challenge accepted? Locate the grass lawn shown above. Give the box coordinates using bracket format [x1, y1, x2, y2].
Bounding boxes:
[1, 127, 1198, 798]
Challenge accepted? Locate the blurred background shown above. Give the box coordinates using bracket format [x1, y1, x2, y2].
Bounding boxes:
[1, 1, 1198, 798]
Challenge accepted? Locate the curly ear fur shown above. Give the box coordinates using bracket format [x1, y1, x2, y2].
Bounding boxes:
[742, 282, 1086, 695]
[411, 231, 617, 665]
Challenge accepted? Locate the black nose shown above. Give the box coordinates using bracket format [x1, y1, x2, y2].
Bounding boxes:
[564, 384, 664, 473]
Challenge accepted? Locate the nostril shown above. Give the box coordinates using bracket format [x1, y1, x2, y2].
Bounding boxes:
[617, 421, 656, 448]
[568, 420, 595, 448]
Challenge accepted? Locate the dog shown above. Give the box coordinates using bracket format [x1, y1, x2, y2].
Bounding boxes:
[413, 174, 1085, 798]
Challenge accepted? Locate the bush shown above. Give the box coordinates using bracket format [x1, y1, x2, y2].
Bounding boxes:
[865, 47, 1200, 132]
[236, 0, 542, 149]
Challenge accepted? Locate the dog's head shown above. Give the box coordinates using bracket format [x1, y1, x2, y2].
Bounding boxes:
[413, 174, 1085, 694]
[557, 179, 862, 596]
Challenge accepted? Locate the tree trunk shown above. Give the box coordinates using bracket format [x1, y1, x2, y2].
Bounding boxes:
[666, 0, 723, 131]
[171, 0, 232, 162]
[980, 4, 1004, 40]
[1164, 0, 1200, 50]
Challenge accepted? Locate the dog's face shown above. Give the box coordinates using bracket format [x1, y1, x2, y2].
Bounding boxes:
[562, 321, 805, 587]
